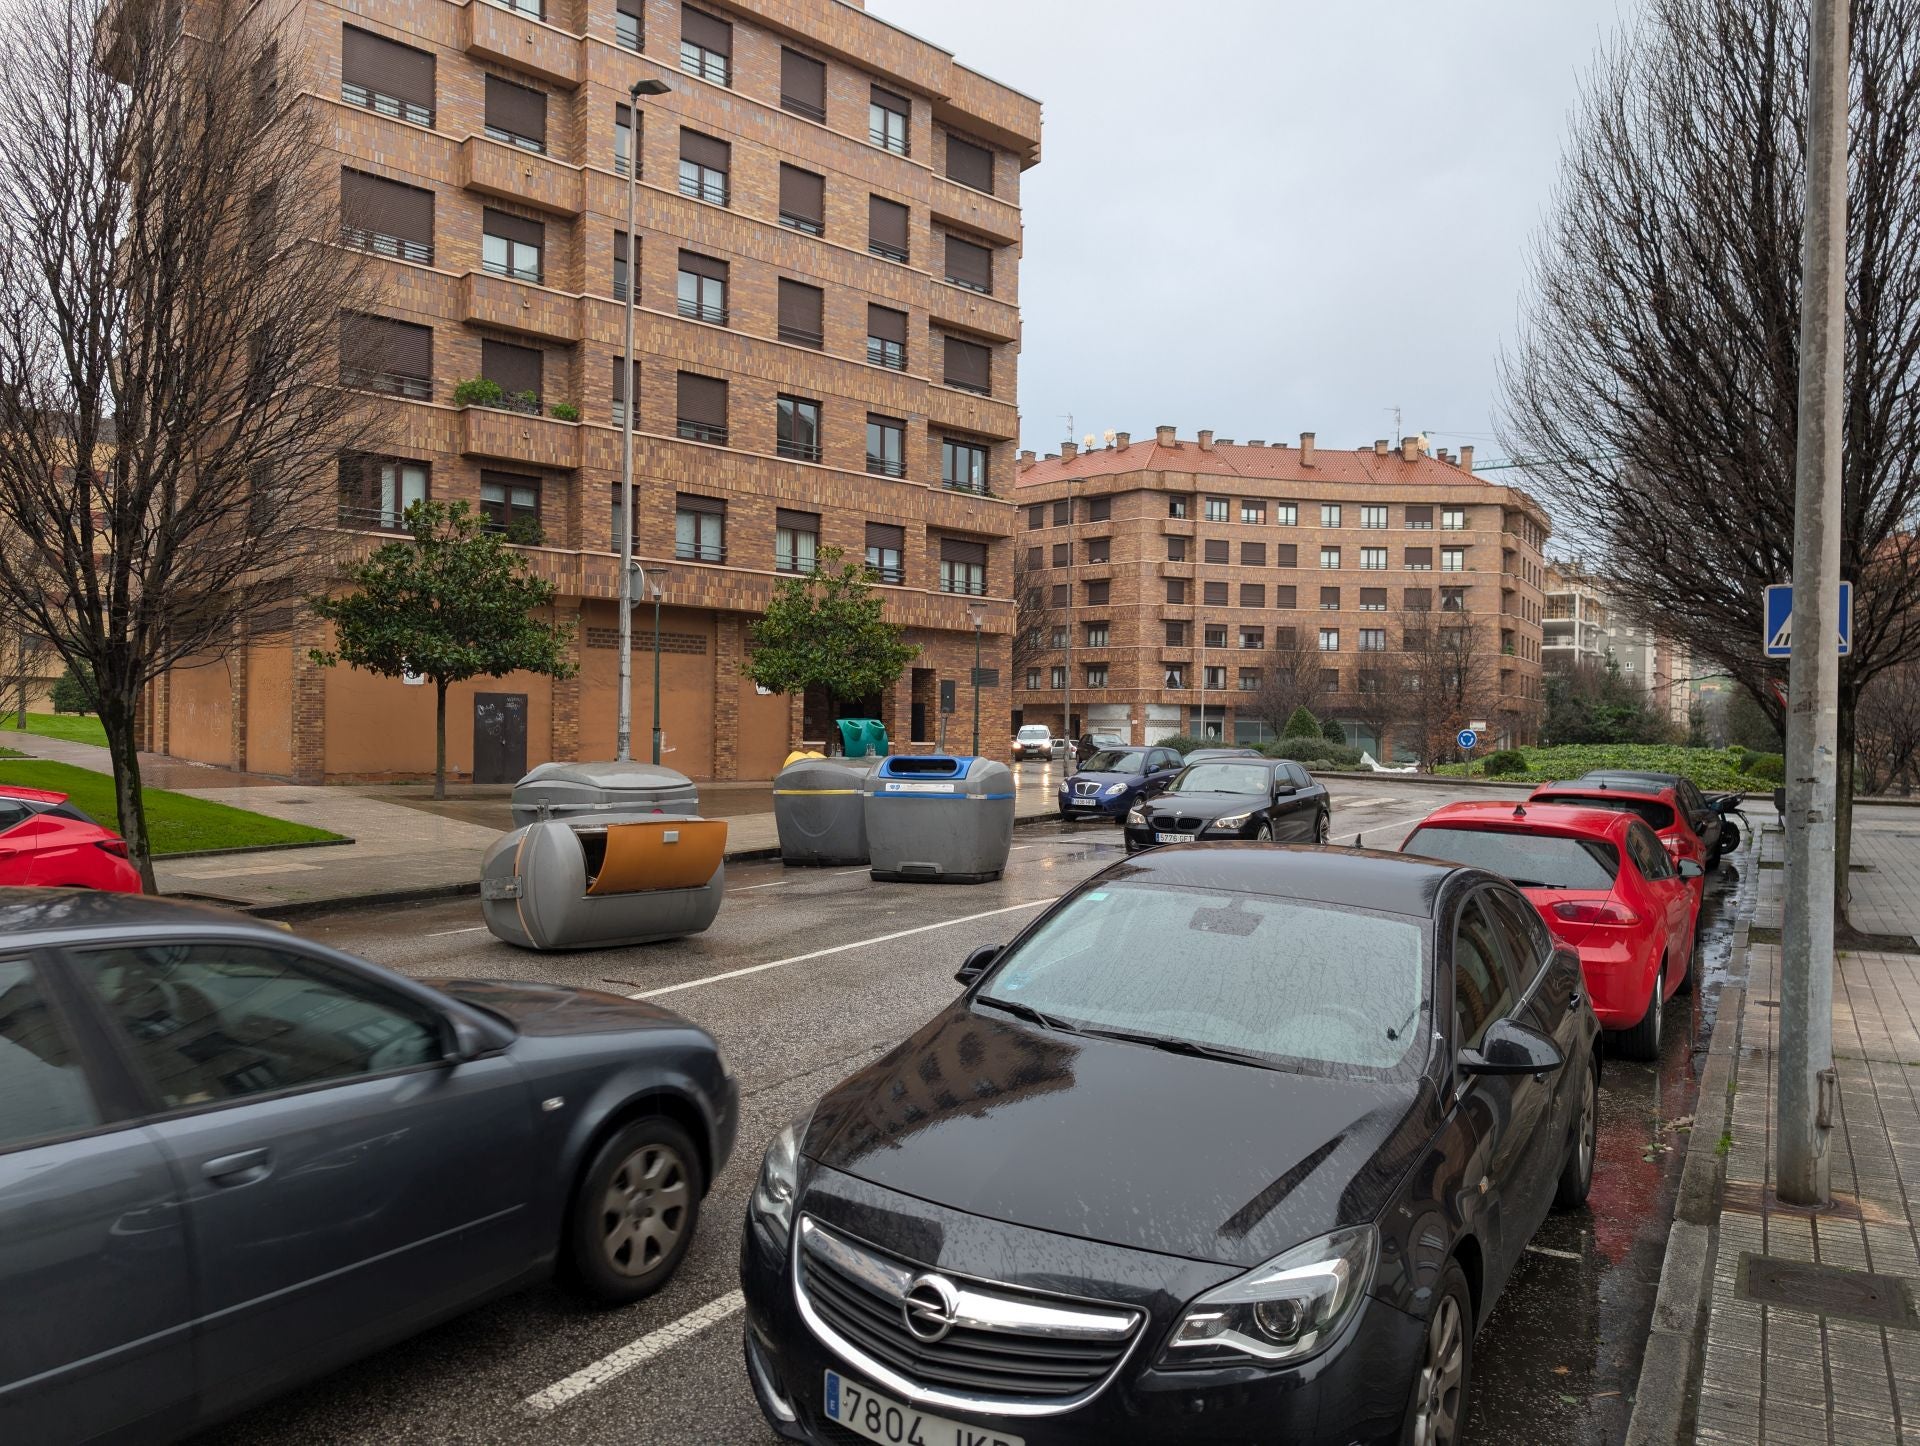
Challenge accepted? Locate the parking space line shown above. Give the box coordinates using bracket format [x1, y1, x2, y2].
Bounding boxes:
[1524, 1243, 1583, 1261]
[735, 880, 789, 890]
[632, 898, 1055, 1000]
[427, 925, 488, 937]
[520, 1290, 745, 1416]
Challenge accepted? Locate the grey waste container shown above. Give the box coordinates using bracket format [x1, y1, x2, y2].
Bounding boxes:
[510, 761, 699, 829]
[773, 754, 881, 866]
[480, 813, 726, 950]
[862, 755, 1015, 883]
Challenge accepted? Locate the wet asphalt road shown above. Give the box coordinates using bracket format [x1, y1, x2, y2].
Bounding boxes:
[184, 775, 1737, 1446]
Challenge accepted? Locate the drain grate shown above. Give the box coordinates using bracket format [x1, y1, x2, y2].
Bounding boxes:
[1738, 1254, 1917, 1328]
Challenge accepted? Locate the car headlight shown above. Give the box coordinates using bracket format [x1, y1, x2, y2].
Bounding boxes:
[1212, 811, 1252, 830]
[1161, 1226, 1376, 1367]
[1126, 805, 1146, 826]
[1102, 781, 1126, 796]
[749, 1110, 811, 1246]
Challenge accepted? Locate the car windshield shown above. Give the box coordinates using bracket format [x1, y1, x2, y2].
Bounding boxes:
[1404, 825, 1621, 889]
[1534, 794, 1676, 831]
[1017, 727, 1050, 739]
[977, 881, 1425, 1076]
[1172, 762, 1272, 794]
[1084, 750, 1145, 774]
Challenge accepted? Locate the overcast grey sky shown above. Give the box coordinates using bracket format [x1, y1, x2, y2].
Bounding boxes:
[867, 0, 1636, 463]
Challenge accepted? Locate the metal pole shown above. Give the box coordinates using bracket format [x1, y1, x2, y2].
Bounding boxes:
[652, 585, 663, 765]
[972, 618, 982, 756]
[1778, 0, 1849, 1207]
[615, 84, 641, 763]
[1062, 476, 1073, 753]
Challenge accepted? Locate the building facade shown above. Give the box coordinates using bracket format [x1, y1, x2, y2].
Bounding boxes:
[143, 0, 1040, 782]
[1544, 559, 1695, 728]
[1011, 430, 1550, 757]
[1542, 561, 1611, 669]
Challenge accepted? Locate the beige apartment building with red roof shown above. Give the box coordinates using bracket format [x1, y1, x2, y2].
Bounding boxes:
[1011, 428, 1550, 758]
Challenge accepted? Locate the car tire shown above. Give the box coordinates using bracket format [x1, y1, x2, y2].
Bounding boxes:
[1314, 811, 1330, 844]
[1403, 1257, 1474, 1446]
[1615, 958, 1664, 1062]
[1253, 821, 1273, 841]
[1554, 1060, 1599, 1209]
[566, 1117, 702, 1305]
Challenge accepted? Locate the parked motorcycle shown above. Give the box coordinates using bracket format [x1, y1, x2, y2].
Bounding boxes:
[1705, 791, 1751, 855]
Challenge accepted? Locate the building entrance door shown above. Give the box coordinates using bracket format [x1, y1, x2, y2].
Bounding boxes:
[472, 693, 528, 783]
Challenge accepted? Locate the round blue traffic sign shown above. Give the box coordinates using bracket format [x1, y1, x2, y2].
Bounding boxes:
[1457, 729, 1479, 751]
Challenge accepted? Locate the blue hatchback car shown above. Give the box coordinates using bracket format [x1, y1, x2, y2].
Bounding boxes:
[1057, 744, 1186, 820]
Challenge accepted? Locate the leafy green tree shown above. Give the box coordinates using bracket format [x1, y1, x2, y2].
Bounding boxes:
[743, 547, 919, 710]
[1320, 717, 1347, 744]
[308, 501, 576, 799]
[1282, 705, 1322, 739]
[49, 661, 97, 715]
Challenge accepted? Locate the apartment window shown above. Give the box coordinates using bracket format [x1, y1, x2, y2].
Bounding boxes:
[1274, 503, 1298, 526]
[776, 279, 824, 349]
[1166, 579, 1186, 604]
[616, 0, 642, 51]
[679, 5, 731, 84]
[1320, 586, 1340, 610]
[1239, 627, 1264, 649]
[1275, 625, 1297, 648]
[1051, 543, 1069, 566]
[340, 169, 433, 264]
[1405, 588, 1432, 611]
[1052, 501, 1070, 524]
[339, 312, 432, 399]
[775, 508, 819, 573]
[869, 85, 910, 153]
[675, 494, 725, 562]
[1027, 546, 1045, 569]
[1441, 548, 1466, 572]
[1239, 669, 1261, 692]
[780, 48, 826, 121]
[1319, 629, 1339, 652]
[484, 75, 546, 153]
[1025, 669, 1042, 690]
[866, 305, 907, 371]
[253, 43, 279, 126]
[945, 234, 992, 294]
[776, 396, 821, 463]
[612, 230, 635, 301]
[867, 526, 902, 579]
[1275, 544, 1299, 567]
[1203, 581, 1229, 606]
[1165, 666, 1187, 690]
[482, 209, 542, 283]
[1084, 537, 1109, 564]
[1205, 624, 1228, 648]
[1165, 620, 1187, 646]
[1359, 628, 1386, 652]
[1274, 586, 1297, 608]
[610, 357, 639, 427]
[1406, 504, 1433, 530]
[1360, 587, 1388, 612]
[866, 414, 905, 477]
[1241, 500, 1266, 524]
[1168, 497, 1189, 519]
[337, 453, 428, 531]
[1085, 623, 1109, 647]
[676, 251, 728, 325]
[1442, 508, 1467, 530]
[1241, 541, 1266, 566]
[1044, 666, 1064, 689]
[1321, 669, 1340, 693]
[613, 105, 638, 177]
[1050, 586, 1068, 608]
[1360, 547, 1387, 570]
[1321, 504, 1341, 527]
[341, 26, 435, 128]
[1203, 666, 1227, 690]
[943, 336, 992, 395]
[1205, 497, 1229, 522]
[479, 471, 540, 535]
[1361, 506, 1388, 529]
[1084, 580, 1110, 606]
[1320, 547, 1341, 570]
[773, 164, 826, 236]
[1240, 583, 1265, 607]
[1166, 535, 1188, 561]
[942, 437, 989, 494]
[1087, 497, 1112, 522]
[488, 0, 543, 18]
[1441, 587, 1468, 611]
[939, 536, 987, 596]
[675, 371, 728, 445]
[678, 129, 729, 205]
[868, 196, 910, 262]
[1026, 504, 1045, 531]
[1084, 663, 1110, 688]
[1203, 538, 1229, 565]
[1406, 547, 1433, 571]
[947, 134, 994, 193]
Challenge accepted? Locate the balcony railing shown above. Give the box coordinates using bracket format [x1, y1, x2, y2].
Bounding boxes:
[342, 367, 431, 401]
[868, 239, 908, 264]
[676, 297, 728, 326]
[482, 257, 541, 284]
[677, 419, 728, 446]
[946, 274, 990, 295]
[679, 45, 729, 85]
[679, 173, 729, 206]
[342, 226, 432, 265]
[942, 478, 989, 496]
[777, 323, 823, 348]
[866, 561, 904, 584]
[676, 541, 726, 563]
[335, 504, 411, 532]
[866, 455, 905, 478]
[945, 377, 991, 397]
[779, 212, 824, 236]
[341, 82, 432, 128]
[483, 124, 543, 155]
[867, 339, 905, 371]
[777, 439, 823, 463]
[783, 94, 826, 123]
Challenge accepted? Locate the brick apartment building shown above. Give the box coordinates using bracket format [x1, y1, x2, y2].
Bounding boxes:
[1011, 429, 1551, 758]
[142, 0, 1040, 782]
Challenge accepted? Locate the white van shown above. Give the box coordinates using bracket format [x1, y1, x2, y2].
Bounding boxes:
[1011, 724, 1058, 761]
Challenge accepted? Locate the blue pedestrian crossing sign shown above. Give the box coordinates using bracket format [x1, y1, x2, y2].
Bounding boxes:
[1763, 582, 1853, 658]
[1456, 728, 1479, 751]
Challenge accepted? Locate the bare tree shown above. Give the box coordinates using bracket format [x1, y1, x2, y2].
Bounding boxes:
[1343, 664, 1399, 759]
[0, 0, 374, 886]
[1501, 0, 1920, 918]
[1009, 548, 1058, 685]
[1397, 612, 1491, 769]
[1243, 631, 1321, 739]
[1857, 661, 1920, 795]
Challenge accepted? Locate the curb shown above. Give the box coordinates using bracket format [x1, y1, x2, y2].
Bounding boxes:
[159, 835, 356, 862]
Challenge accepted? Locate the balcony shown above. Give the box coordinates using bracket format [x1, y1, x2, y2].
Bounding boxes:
[462, 0, 583, 89]
[460, 135, 582, 218]
[462, 271, 582, 344]
[460, 405, 581, 471]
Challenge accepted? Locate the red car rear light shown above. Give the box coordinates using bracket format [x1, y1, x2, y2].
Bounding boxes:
[1553, 899, 1639, 927]
[1661, 836, 1683, 854]
[94, 838, 129, 859]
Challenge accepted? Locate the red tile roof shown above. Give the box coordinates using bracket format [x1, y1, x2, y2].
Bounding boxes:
[1014, 439, 1489, 489]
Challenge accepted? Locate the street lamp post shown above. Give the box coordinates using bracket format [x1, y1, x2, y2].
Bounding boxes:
[616, 76, 673, 763]
[651, 577, 665, 765]
[969, 608, 984, 756]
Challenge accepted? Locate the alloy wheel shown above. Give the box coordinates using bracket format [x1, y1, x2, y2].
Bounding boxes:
[1315, 812, 1329, 844]
[1577, 1066, 1597, 1186]
[600, 1143, 690, 1277]
[1413, 1294, 1465, 1446]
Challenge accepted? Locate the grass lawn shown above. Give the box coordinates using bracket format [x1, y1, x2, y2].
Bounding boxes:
[0, 759, 343, 855]
[1436, 744, 1779, 793]
[1, 711, 108, 747]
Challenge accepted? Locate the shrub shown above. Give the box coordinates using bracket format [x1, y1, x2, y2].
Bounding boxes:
[1746, 752, 1785, 783]
[1156, 734, 1209, 754]
[451, 377, 506, 409]
[1321, 718, 1347, 744]
[548, 402, 581, 422]
[1282, 705, 1322, 739]
[50, 663, 95, 714]
[503, 516, 546, 546]
[1260, 737, 1363, 769]
[1483, 748, 1528, 777]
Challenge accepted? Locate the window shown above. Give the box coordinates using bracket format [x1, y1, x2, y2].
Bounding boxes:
[947, 134, 994, 193]
[1087, 497, 1112, 522]
[868, 195, 910, 262]
[1084, 537, 1110, 564]
[939, 536, 987, 596]
[0, 957, 98, 1149]
[1203, 538, 1229, 565]
[780, 47, 826, 121]
[482, 208, 542, 282]
[1360, 547, 1387, 570]
[1084, 579, 1110, 606]
[1164, 666, 1186, 689]
[338, 453, 428, 530]
[1027, 504, 1045, 530]
[1442, 508, 1467, 530]
[1319, 628, 1339, 651]
[1050, 588, 1068, 608]
[341, 26, 435, 127]
[616, 0, 642, 51]
[1240, 583, 1265, 607]
[1406, 547, 1433, 571]
[1051, 543, 1069, 566]
[484, 75, 546, 153]
[675, 251, 728, 324]
[1321, 504, 1341, 527]
[1049, 666, 1067, 688]
[1487, 890, 1555, 989]
[866, 415, 905, 478]
[1025, 669, 1042, 690]
[778, 164, 825, 235]
[777, 278, 823, 348]
[776, 395, 821, 463]
[1320, 586, 1340, 610]
[1274, 624, 1296, 647]
[1241, 541, 1266, 566]
[1241, 500, 1266, 524]
[1166, 535, 1188, 561]
[1085, 623, 1109, 647]
[339, 312, 432, 399]
[943, 336, 992, 395]
[1166, 579, 1186, 604]
[1085, 664, 1108, 687]
[1320, 547, 1341, 569]
[1165, 620, 1187, 646]
[1361, 506, 1388, 529]
[867, 305, 907, 371]
[253, 43, 279, 127]
[1359, 628, 1386, 652]
[1205, 497, 1229, 522]
[1274, 503, 1298, 526]
[1441, 587, 1467, 611]
[1274, 544, 1299, 567]
[340, 169, 433, 264]
[480, 470, 540, 536]
[943, 437, 989, 494]
[1320, 668, 1339, 693]
[1053, 501, 1070, 524]
[864, 522, 905, 584]
[488, 0, 543, 17]
[1239, 669, 1261, 691]
[79, 943, 442, 1110]
[679, 5, 731, 84]
[1168, 497, 1189, 519]
[1441, 548, 1466, 572]
[678, 129, 729, 206]
[675, 371, 728, 445]
[945, 234, 993, 294]
[1406, 505, 1433, 530]
[1203, 666, 1226, 690]
[1451, 899, 1513, 1050]
[1203, 581, 1228, 606]
[613, 105, 639, 176]
[870, 85, 910, 153]
[613, 230, 635, 301]
[675, 494, 725, 561]
[1274, 587, 1297, 609]
[481, 338, 541, 408]
[775, 508, 819, 573]
[611, 357, 639, 427]
[1204, 624, 1228, 648]
[1239, 626, 1264, 649]
[1360, 587, 1388, 612]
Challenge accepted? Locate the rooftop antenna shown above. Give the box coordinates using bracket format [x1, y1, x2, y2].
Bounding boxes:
[1387, 404, 1403, 442]
[1061, 413, 1074, 443]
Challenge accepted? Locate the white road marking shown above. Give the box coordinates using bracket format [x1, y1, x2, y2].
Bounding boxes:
[1524, 1243, 1583, 1261]
[633, 898, 1055, 999]
[521, 1290, 745, 1416]
[734, 880, 789, 891]
[427, 925, 488, 936]
[832, 867, 869, 876]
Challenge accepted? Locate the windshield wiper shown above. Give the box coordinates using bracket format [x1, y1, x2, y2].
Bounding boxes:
[1076, 1026, 1278, 1069]
[976, 996, 1080, 1034]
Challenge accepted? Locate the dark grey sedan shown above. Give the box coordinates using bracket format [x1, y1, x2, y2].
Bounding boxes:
[0, 890, 737, 1445]
[1123, 757, 1332, 851]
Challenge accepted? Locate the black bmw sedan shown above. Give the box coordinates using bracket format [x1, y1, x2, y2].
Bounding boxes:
[1123, 756, 1331, 851]
[741, 846, 1599, 1446]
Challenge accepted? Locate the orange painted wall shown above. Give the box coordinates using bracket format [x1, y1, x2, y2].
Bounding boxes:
[245, 641, 293, 776]
[576, 607, 717, 779]
[167, 657, 233, 767]
[321, 662, 555, 779]
[736, 677, 792, 778]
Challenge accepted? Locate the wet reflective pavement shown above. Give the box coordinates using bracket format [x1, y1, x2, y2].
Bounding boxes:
[1466, 856, 1743, 1444]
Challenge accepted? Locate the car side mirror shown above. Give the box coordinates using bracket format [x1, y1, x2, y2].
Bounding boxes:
[1678, 858, 1704, 879]
[956, 944, 1002, 987]
[1272, 783, 1297, 798]
[439, 1012, 489, 1064]
[1458, 1018, 1564, 1077]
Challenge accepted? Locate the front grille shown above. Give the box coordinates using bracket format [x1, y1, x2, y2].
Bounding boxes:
[1073, 782, 1099, 797]
[796, 1218, 1140, 1408]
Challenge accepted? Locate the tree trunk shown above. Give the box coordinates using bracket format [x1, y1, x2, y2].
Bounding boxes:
[434, 679, 448, 801]
[98, 690, 155, 893]
[1835, 678, 1857, 934]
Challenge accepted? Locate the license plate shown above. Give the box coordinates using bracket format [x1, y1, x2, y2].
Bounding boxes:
[1155, 832, 1195, 843]
[824, 1372, 1023, 1446]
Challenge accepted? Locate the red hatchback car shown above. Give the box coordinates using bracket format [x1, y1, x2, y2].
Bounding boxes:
[0, 785, 142, 892]
[1526, 780, 1713, 892]
[1402, 802, 1701, 1060]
